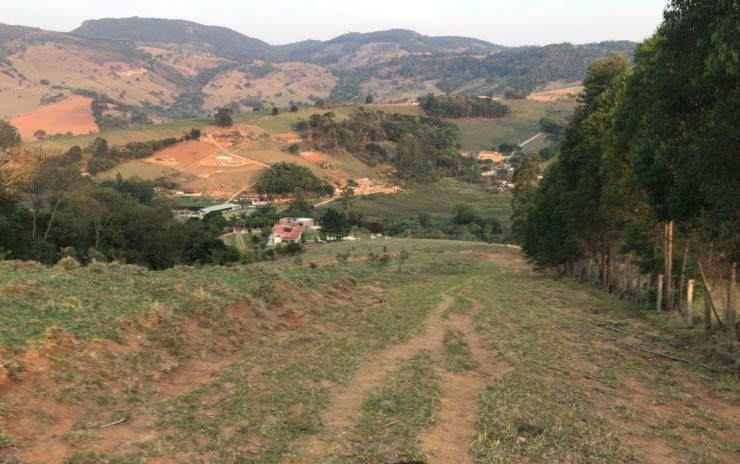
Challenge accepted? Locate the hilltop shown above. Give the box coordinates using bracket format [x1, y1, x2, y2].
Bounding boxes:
[0, 18, 633, 138]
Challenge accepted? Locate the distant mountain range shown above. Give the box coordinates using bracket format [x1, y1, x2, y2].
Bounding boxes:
[71, 18, 505, 62]
[0, 17, 636, 122]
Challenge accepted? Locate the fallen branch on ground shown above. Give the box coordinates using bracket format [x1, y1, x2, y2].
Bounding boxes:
[576, 328, 728, 372]
[98, 415, 128, 428]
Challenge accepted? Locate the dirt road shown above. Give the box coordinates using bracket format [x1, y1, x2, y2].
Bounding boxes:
[288, 284, 507, 463]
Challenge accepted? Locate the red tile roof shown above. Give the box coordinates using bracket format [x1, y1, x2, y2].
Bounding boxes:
[271, 224, 302, 242]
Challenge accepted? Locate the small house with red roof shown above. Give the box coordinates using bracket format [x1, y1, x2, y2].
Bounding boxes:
[268, 224, 302, 246]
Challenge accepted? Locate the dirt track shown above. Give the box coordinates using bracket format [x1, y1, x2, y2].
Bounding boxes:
[289, 284, 508, 463]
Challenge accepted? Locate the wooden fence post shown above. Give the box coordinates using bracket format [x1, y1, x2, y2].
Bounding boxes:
[666, 221, 674, 310]
[686, 279, 694, 328]
[657, 274, 664, 312]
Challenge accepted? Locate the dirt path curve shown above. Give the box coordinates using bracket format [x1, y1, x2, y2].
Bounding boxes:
[420, 300, 511, 464]
[204, 134, 270, 167]
[293, 294, 455, 460]
[519, 131, 543, 147]
[337, 295, 454, 428]
[292, 290, 508, 463]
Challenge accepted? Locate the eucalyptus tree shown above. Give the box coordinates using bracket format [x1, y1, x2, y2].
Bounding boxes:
[521, 54, 631, 280]
[623, 0, 740, 318]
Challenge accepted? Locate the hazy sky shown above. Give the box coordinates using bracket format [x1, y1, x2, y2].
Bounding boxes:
[5, 0, 668, 46]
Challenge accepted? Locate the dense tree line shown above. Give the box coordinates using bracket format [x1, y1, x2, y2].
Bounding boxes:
[255, 162, 334, 197]
[512, 1, 740, 340]
[298, 109, 474, 183]
[417, 94, 510, 118]
[0, 145, 243, 268]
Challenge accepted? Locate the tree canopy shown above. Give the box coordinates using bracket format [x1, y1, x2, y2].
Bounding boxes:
[214, 108, 234, 127]
[514, 1, 740, 322]
[255, 162, 334, 197]
[417, 94, 510, 118]
[0, 121, 21, 152]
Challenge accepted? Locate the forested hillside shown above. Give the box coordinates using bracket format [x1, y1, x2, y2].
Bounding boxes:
[72, 17, 275, 62]
[0, 18, 634, 125]
[300, 108, 473, 182]
[512, 0, 740, 341]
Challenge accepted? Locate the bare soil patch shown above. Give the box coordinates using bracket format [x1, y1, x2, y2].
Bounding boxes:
[142, 139, 266, 195]
[300, 151, 327, 163]
[0, 299, 265, 463]
[7, 95, 97, 140]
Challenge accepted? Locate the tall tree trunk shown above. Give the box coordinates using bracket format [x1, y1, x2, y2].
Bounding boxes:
[610, 251, 617, 293]
[601, 244, 608, 289]
[626, 252, 633, 300]
[727, 262, 737, 343]
[705, 289, 712, 335]
[698, 261, 723, 330]
[43, 193, 66, 242]
[94, 219, 102, 249]
[645, 274, 652, 309]
[30, 192, 42, 240]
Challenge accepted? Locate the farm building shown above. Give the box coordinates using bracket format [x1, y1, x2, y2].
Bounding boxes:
[176, 189, 203, 197]
[215, 155, 233, 163]
[278, 217, 315, 230]
[268, 224, 302, 246]
[199, 203, 242, 216]
[478, 151, 503, 163]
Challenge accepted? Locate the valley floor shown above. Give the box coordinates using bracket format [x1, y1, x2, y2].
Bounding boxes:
[0, 240, 738, 463]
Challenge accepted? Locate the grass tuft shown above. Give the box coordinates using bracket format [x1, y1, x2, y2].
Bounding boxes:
[442, 327, 480, 373]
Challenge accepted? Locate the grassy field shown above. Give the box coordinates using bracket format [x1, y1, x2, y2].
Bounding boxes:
[34, 117, 215, 153]
[346, 178, 513, 231]
[94, 160, 176, 182]
[455, 99, 576, 152]
[1, 240, 738, 463]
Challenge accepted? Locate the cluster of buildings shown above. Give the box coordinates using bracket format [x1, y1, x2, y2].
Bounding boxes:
[478, 151, 516, 189]
[267, 217, 316, 246]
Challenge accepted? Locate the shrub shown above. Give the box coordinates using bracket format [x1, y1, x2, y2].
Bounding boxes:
[54, 256, 81, 271]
